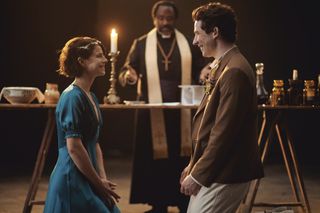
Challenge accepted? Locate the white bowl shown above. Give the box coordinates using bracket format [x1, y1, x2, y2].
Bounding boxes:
[1, 87, 38, 104]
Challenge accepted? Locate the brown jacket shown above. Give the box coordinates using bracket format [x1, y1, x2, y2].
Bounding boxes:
[189, 47, 264, 187]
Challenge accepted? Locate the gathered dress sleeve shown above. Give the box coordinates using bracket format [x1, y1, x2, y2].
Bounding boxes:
[58, 93, 84, 139]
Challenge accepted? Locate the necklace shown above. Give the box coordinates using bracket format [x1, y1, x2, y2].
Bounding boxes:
[157, 37, 176, 71]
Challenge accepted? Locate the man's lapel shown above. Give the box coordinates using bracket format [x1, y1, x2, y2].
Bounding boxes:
[192, 47, 239, 123]
[192, 62, 225, 122]
[193, 93, 208, 122]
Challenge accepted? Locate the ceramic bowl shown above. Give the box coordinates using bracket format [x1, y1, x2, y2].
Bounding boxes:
[1, 87, 38, 104]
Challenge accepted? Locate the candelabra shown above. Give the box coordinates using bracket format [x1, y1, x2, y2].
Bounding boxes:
[104, 51, 120, 104]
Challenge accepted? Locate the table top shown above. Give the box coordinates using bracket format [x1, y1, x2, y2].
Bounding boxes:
[0, 103, 320, 110]
[0, 103, 197, 110]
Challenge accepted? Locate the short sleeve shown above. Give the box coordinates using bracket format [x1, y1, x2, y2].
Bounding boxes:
[57, 92, 84, 139]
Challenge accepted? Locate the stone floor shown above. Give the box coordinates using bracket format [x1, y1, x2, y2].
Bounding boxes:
[0, 157, 319, 213]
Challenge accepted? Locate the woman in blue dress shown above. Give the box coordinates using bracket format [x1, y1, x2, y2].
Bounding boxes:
[44, 36, 121, 213]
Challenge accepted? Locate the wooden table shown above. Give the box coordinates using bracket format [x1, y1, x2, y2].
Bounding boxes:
[242, 105, 320, 213]
[0, 104, 318, 213]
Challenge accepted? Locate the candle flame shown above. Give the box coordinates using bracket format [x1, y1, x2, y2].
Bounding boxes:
[111, 28, 117, 35]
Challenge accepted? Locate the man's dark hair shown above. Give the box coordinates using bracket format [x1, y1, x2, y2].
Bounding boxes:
[151, 0, 178, 19]
[192, 2, 237, 43]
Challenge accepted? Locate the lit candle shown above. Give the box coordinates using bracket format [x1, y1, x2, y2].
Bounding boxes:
[110, 28, 118, 53]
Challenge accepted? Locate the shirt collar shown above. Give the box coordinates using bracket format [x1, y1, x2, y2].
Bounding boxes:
[209, 45, 237, 69]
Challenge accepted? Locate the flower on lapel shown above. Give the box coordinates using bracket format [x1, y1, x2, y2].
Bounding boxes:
[204, 62, 219, 95]
[204, 79, 213, 95]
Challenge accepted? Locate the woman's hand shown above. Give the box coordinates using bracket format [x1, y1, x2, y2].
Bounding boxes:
[95, 179, 121, 209]
[101, 178, 117, 191]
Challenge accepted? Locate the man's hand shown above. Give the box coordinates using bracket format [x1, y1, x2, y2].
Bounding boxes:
[125, 65, 138, 85]
[180, 166, 189, 184]
[199, 65, 211, 84]
[180, 175, 201, 196]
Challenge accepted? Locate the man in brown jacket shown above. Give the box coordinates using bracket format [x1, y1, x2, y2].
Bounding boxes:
[180, 2, 264, 213]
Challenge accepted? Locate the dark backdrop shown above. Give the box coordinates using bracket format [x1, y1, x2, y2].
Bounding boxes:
[1, 0, 319, 175]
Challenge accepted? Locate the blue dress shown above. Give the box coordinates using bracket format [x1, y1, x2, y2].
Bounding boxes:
[44, 84, 120, 213]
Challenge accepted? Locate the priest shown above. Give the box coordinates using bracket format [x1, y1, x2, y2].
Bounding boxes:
[118, 1, 208, 213]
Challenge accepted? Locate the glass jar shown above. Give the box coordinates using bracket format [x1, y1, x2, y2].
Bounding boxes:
[270, 80, 285, 106]
[44, 83, 60, 104]
[303, 80, 315, 105]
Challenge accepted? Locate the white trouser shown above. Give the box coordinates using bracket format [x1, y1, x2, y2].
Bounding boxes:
[187, 181, 250, 213]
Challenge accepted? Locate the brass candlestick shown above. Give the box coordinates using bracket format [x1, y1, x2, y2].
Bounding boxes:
[104, 51, 120, 104]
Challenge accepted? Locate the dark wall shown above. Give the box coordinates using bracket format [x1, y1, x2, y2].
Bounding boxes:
[0, 0, 101, 174]
[1, 0, 319, 175]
